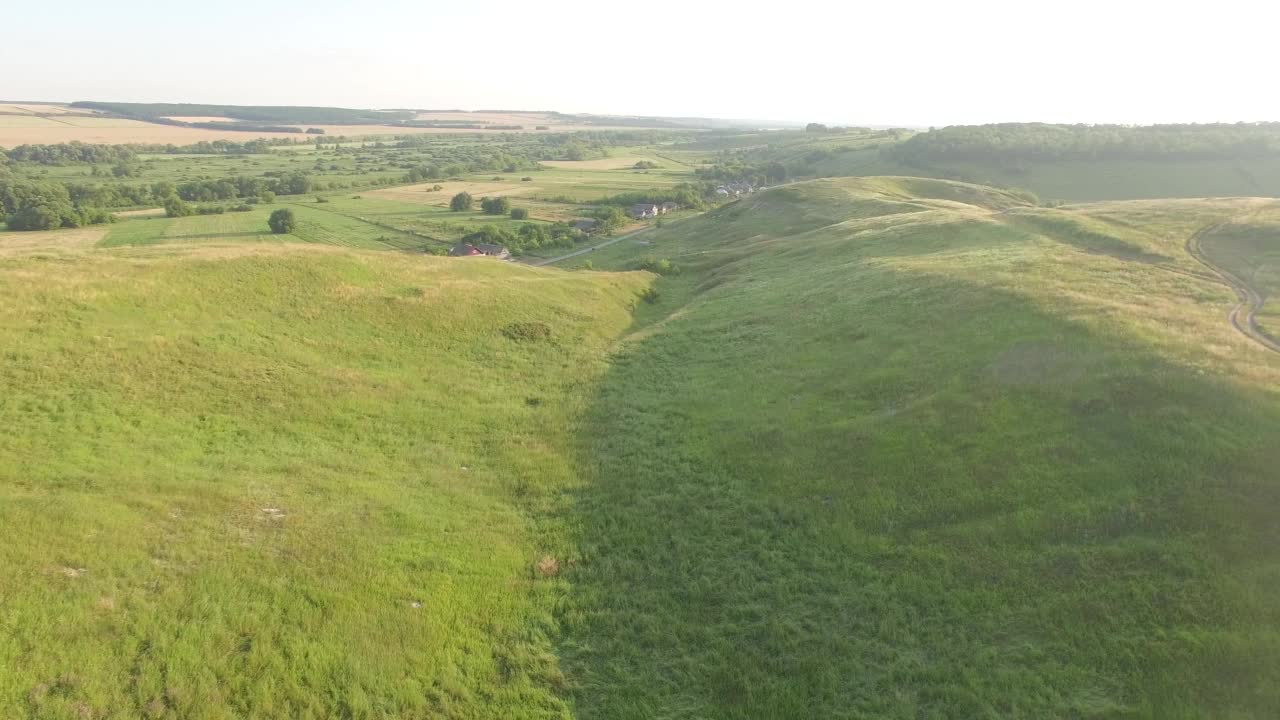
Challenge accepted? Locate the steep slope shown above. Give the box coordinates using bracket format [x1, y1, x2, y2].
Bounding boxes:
[563, 179, 1280, 717]
[0, 243, 648, 718]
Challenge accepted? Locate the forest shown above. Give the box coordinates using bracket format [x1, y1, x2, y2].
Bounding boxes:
[887, 122, 1280, 166]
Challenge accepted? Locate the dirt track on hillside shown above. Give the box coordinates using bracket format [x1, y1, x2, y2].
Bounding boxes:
[1186, 222, 1280, 354]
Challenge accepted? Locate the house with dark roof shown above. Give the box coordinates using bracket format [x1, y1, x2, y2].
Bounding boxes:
[660, 201, 678, 214]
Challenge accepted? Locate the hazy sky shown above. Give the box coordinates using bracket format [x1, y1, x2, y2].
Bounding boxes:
[3, 0, 1274, 126]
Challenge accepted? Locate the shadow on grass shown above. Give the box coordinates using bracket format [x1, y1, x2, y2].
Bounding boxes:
[555, 245, 1280, 718]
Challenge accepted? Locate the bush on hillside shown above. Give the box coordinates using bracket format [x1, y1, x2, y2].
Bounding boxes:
[268, 208, 296, 234]
[510, 208, 529, 220]
[164, 196, 193, 218]
[450, 192, 473, 211]
[480, 196, 511, 215]
[632, 256, 681, 275]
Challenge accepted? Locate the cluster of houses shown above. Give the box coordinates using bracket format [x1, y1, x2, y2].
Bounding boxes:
[715, 182, 756, 197]
[627, 201, 679, 219]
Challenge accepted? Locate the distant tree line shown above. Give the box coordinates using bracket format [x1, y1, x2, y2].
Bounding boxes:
[4, 143, 138, 165]
[0, 170, 314, 230]
[886, 123, 1280, 167]
[0, 140, 295, 164]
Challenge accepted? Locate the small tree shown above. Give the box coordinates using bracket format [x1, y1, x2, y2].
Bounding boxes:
[268, 208, 296, 234]
[510, 208, 529, 220]
[259, 191, 276, 204]
[481, 196, 512, 215]
[163, 196, 193, 218]
[450, 191, 473, 211]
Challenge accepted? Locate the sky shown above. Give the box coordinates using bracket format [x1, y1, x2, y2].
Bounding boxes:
[2, 0, 1276, 127]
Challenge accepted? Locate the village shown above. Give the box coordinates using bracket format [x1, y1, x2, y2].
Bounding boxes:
[447, 182, 757, 259]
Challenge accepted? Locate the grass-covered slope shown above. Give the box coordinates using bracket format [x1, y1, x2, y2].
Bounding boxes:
[0, 244, 647, 718]
[563, 178, 1280, 717]
[4, 177, 1280, 718]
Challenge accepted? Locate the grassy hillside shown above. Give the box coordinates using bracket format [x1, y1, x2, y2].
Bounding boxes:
[4, 177, 1280, 718]
[0, 242, 648, 718]
[562, 178, 1280, 717]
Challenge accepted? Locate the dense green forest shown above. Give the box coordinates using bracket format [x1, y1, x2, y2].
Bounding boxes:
[888, 122, 1280, 166]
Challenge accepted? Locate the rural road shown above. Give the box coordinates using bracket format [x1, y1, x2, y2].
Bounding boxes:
[1186, 222, 1280, 354]
[529, 226, 656, 266]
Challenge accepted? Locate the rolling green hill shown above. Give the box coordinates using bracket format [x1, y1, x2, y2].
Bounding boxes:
[568, 178, 1280, 717]
[2, 177, 1279, 717]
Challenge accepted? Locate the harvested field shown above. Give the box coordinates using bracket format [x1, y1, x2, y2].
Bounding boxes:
[112, 207, 165, 218]
[0, 226, 108, 256]
[0, 103, 94, 116]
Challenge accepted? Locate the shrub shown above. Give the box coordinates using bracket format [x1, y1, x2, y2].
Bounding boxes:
[195, 205, 226, 215]
[510, 208, 529, 220]
[480, 196, 511, 215]
[163, 196, 193, 218]
[450, 192, 473, 211]
[521, 177, 533, 182]
[501, 321, 552, 342]
[231, 204, 253, 212]
[634, 160, 660, 169]
[633, 256, 681, 275]
[259, 191, 276, 204]
[315, 196, 329, 203]
[639, 287, 661, 304]
[268, 208, 296, 234]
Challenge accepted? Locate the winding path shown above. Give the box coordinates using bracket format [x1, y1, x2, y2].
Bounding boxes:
[1186, 223, 1280, 354]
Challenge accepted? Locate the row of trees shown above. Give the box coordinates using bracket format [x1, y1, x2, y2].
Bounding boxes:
[0, 140, 289, 164]
[4, 142, 138, 165]
[596, 183, 709, 210]
[453, 221, 582, 254]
